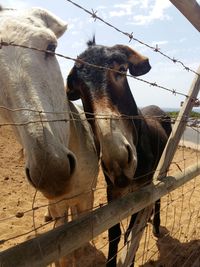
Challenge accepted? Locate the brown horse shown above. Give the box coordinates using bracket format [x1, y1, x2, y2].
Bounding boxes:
[67, 37, 171, 266]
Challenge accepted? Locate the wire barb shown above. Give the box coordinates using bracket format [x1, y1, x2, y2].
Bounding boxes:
[91, 9, 98, 21]
[0, 40, 196, 101]
[65, 0, 200, 78]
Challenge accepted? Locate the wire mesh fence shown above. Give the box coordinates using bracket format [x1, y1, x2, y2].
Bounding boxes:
[0, 2, 200, 267]
[1, 125, 200, 266]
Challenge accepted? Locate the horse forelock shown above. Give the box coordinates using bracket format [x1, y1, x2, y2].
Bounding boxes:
[87, 35, 96, 47]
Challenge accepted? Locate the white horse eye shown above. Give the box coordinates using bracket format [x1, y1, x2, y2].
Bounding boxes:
[45, 43, 56, 57]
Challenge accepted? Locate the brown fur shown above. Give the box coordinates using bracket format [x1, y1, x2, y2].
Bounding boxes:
[67, 38, 171, 266]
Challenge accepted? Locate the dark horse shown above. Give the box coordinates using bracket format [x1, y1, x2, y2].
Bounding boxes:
[67, 38, 171, 266]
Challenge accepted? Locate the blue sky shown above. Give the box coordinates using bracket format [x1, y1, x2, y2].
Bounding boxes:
[2, 0, 200, 108]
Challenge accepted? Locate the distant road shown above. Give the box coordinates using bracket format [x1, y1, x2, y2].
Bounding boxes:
[180, 126, 200, 149]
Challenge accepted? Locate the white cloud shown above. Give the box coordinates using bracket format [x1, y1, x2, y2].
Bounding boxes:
[151, 40, 169, 46]
[1, 0, 30, 8]
[140, 0, 150, 9]
[109, 0, 139, 17]
[96, 5, 107, 10]
[132, 0, 172, 25]
[67, 17, 84, 31]
[109, 10, 131, 17]
[108, 0, 172, 24]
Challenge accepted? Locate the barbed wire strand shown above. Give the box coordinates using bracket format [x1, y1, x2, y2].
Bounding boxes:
[0, 15, 200, 264]
[0, 103, 199, 127]
[65, 0, 200, 78]
[0, 41, 196, 100]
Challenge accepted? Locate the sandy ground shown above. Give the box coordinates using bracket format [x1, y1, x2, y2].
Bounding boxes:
[1, 126, 200, 266]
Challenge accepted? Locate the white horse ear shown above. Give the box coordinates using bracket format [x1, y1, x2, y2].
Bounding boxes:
[30, 8, 67, 38]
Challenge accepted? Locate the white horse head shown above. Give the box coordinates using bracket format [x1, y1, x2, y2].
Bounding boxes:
[0, 8, 100, 266]
[0, 7, 76, 199]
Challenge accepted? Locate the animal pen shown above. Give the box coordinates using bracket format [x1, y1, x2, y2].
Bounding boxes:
[0, 0, 200, 266]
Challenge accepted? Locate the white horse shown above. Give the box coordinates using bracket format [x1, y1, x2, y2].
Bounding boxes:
[0, 7, 99, 266]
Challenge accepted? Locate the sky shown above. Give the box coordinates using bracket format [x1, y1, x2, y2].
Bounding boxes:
[2, 0, 200, 108]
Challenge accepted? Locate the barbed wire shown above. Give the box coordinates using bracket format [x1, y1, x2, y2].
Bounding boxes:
[0, 115, 198, 127]
[0, 102, 199, 127]
[65, 0, 200, 78]
[0, 102, 199, 239]
[0, 40, 197, 100]
[3, 108, 200, 126]
[1, 6, 200, 265]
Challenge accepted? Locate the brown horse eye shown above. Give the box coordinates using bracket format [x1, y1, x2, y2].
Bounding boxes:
[119, 66, 127, 73]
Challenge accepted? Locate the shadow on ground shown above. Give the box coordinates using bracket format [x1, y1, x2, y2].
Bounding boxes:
[141, 226, 200, 267]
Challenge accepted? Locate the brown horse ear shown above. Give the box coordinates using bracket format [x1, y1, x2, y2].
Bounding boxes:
[67, 67, 81, 101]
[117, 45, 151, 76]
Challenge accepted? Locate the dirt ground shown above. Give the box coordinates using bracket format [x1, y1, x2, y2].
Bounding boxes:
[1, 126, 200, 267]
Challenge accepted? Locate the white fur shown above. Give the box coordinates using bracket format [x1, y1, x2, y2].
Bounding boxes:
[0, 7, 99, 266]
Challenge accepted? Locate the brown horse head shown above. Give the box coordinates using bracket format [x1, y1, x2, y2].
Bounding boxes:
[67, 38, 151, 188]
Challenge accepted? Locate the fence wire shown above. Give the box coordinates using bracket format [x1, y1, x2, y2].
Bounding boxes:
[1, 124, 200, 267]
[0, 3, 200, 267]
[0, 40, 197, 100]
[66, 0, 200, 78]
